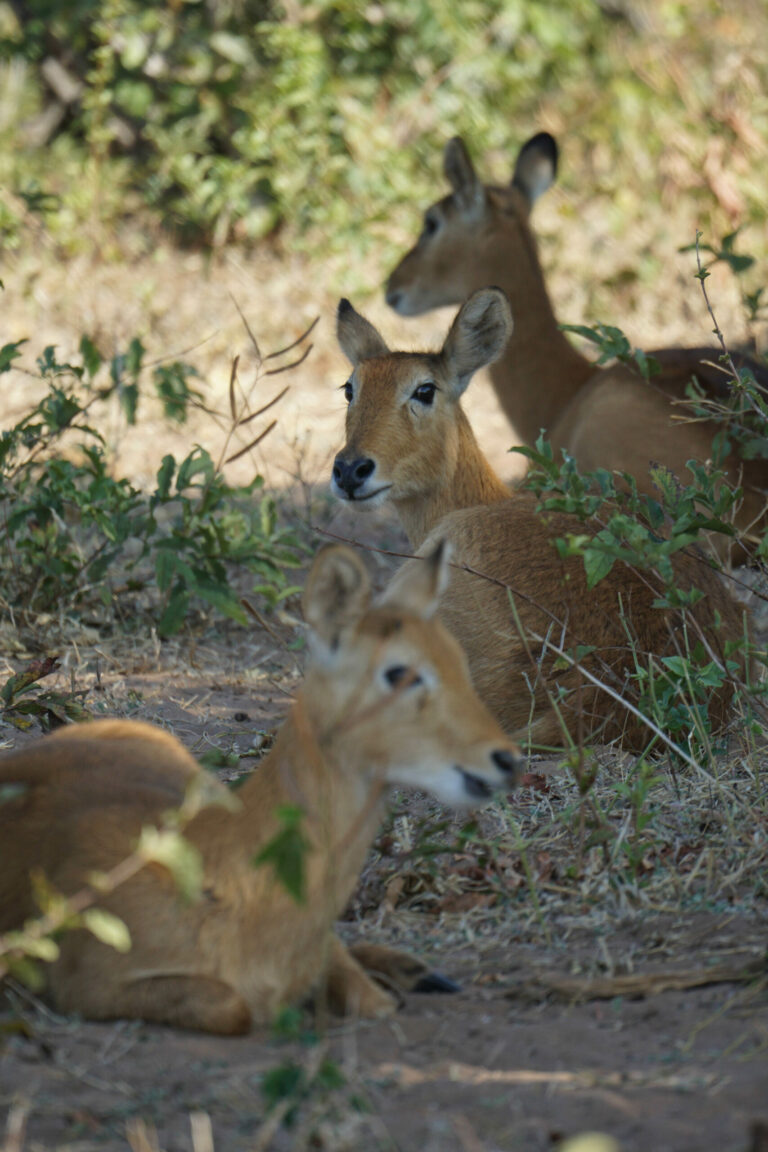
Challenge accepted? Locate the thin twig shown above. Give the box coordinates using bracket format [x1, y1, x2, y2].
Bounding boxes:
[229, 293, 262, 364]
[264, 315, 319, 361]
[694, 231, 762, 416]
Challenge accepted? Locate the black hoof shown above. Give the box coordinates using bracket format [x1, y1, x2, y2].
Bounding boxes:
[413, 971, 461, 995]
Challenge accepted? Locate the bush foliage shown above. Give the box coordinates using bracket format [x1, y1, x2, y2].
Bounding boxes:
[1, 0, 766, 249]
[0, 333, 304, 637]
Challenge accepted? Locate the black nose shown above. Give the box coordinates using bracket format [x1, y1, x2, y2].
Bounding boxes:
[386, 287, 403, 310]
[492, 749, 523, 782]
[332, 454, 376, 498]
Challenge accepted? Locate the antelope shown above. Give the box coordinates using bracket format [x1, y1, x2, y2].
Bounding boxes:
[332, 288, 749, 750]
[385, 133, 768, 551]
[0, 544, 521, 1034]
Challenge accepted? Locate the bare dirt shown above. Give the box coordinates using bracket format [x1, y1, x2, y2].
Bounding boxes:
[2, 202, 768, 1149]
[1, 604, 766, 1152]
[2, 916, 766, 1152]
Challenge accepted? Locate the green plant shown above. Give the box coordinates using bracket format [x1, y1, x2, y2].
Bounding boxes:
[261, 1052, 345, 1129]
[3, 1, 765, 254]
[0, 329, 306, 636]
[681, 229, 768, 333]
[253, 804, 309, 905]
[513, 350, 765, 762]
[0, 656, 90, 731]
[560, 321, 660, 383]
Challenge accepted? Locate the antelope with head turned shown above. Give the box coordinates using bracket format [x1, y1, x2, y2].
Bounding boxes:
[385, 133, 768, 552]
[0, 543, 521, 1033]
[332, 288, 749, 750]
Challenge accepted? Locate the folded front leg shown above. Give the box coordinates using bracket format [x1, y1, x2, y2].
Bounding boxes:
[321, 936, 399, 1018]
[349, 941, 460, 995]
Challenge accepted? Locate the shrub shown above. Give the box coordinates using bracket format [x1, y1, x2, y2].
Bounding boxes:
[0, 330, 305, 637]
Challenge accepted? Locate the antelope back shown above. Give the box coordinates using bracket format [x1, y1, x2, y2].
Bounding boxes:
[386, 133, 557, 317]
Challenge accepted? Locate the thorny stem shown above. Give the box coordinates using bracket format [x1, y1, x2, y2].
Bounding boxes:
[694, 230, 763, 417]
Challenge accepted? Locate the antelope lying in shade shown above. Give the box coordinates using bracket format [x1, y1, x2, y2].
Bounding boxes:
[385, 133, 768, 552]
[331, 289, 749, 750]
[0, 544, 521, 1034]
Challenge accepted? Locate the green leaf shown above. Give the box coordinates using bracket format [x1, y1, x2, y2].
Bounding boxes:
[583, 548, 615, 588]
[119, 382, 139, 424]
[79, 335, 103, 379]
[126, 337, 145, 379]
[1, 657, 60, 706]
[193, 581, 249, 624]
[210, 31, 252, 64]
[253, 805, 308, 904]
[0, 340, 27, 373]
[5, 930, 59, 962]
[81, 908, 132, 953]
[137, 827, 203, 902]
[155, 455, 176, 499]
[157, 588, 190, 636]
[4, 955, 46, 991]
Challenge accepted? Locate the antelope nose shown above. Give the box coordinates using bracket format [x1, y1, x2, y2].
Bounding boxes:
[492, 748, 523, 784]
[332, 454, 376, 498]
[386, 286, 403, 311]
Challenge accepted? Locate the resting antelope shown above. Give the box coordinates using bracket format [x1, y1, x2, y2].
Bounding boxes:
[0, 544, 521, 1033]
[332, 289, 749, 749]
[385, 133, 768, 550]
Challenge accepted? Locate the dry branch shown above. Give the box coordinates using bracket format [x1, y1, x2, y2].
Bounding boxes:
[505, 955, 767, 1003]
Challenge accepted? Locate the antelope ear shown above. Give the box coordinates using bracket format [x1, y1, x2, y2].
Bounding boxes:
[303, 545, 371, 652]
[512, 132, 558, 205]
[443, 137, 484, 218]
[337, 299, 390, 366]
[440, 288, 513, 394]
[381, 539, 451, 620]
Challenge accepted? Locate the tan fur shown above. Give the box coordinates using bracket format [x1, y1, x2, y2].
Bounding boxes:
[385, 135, 768, 554]
[332, 293, 749, 750]
[0, 546, 521, 1033]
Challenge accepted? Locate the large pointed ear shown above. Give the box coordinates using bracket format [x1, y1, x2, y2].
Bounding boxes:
[380, 539, 451, 620]
[336, 299, 389, 366]
[439, 288, 513, 394]
[512, 132, 558, 206]
[443, 137, 484, 217]
[303, 545, 371, 653]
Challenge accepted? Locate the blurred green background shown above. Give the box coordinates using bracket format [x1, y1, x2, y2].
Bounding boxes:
[1, 0, 766, 266]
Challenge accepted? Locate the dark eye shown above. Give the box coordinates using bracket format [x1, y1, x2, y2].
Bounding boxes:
[384, 665, 422, 688]
[343, 380, 353, 403]
[422, 213, 439, 238]
[411, 382, 436, 406]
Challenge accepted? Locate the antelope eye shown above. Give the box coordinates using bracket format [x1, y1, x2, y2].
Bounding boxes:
[422, 213, 439, 237]
[384, 664, 422, 689]
[411, 382, 436, 406]
[343, 380, 353, 403]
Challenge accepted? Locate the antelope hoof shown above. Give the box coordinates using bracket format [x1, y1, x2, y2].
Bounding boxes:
[413, 971, 461, 995]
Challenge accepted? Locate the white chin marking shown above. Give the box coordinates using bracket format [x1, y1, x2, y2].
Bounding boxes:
[330, 480, 391, 508]
[391, 767, 496, 809]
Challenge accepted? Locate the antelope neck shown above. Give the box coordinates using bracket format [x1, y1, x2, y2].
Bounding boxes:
[475, 217, 593, 444]
[189, 689, 386, 857]
[394, 408, 509, 548]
